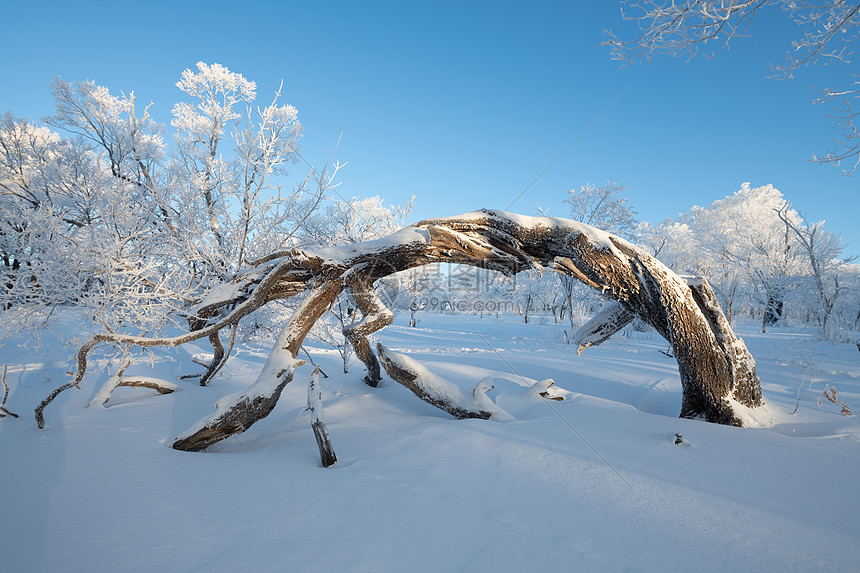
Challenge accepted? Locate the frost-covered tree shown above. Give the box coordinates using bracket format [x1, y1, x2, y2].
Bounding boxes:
[0, 63, 331, 347]
[0, 110, 174, 331]
[167, 62, 315, 282]
[605, 1, 860, 173]
[836, 263, 860, 339]
[1, 115, 68, 299]
[644, 182, 851, 336]
[681, 184, 807, 331]
[636, 220, 699, 272]
[776, 205, 853, 336]
[304, 195, 414, 247]
[47, 78, 163, 189]
[564, 182, 638, 235]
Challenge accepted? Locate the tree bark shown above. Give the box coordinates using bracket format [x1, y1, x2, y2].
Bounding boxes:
[343, 274, 393, 387]
[171, 278, 341, 451]
[1, 364, 19, 418]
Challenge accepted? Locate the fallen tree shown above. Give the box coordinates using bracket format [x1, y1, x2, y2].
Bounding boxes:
[35, 210, 765, 450]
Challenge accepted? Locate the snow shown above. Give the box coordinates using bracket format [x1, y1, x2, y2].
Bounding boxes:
[725, 394, 790, 428]
[189, 265, 269, 313]
[2, 312, 860, 571]
[316, 226, 431, 262]
[428, 209, 627, 256]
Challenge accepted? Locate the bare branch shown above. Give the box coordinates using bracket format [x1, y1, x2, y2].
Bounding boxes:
[605, 1, 860, 172]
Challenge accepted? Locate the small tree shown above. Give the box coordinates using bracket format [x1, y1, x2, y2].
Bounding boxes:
[1, 63, 330, 352]
[776, 205, 853, 336]
[681, 184, 807, 332]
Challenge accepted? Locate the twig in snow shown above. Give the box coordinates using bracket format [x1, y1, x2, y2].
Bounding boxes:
[1, 364, 20, 419]
[818, 386, 852, 416]
[792, 377, 806, 415]
[301, 346, 328, 378]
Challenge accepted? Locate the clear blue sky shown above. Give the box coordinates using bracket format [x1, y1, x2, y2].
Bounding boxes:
[2, 1, 857, 255]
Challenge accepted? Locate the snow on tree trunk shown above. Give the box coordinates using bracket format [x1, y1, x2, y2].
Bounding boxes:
[570, 302, 634, 354]
[377, 343, 509, 420]
[307, 365, 337, 467]
[42, 209, 767, 450]
[171, 279, 342, 451]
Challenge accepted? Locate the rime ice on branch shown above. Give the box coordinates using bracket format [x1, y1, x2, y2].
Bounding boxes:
[37, 210, 766, 450]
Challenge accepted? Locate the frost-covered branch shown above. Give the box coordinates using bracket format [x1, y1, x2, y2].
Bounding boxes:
[775, 204, 852, 335]
[604, 1, 774, 64]
[605, 1, 860, 172]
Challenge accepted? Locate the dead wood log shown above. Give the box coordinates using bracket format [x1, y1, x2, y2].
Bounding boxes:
[307, 365, 337, 467]
[87, 355, 178, 407]
[90, 372, 177, 407]
[377, 343, 503, 420]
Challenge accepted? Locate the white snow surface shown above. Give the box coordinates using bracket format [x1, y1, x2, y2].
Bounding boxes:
[2, 312, 860, 572]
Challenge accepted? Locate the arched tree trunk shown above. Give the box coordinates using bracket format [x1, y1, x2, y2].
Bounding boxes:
[37, 210, 765, 450]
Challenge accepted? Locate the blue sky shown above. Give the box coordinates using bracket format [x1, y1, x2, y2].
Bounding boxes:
[2, 1, 856, 255]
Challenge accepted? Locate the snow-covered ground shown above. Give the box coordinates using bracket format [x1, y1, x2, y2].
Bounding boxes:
[1, 312, 859, 572]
